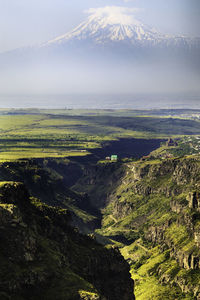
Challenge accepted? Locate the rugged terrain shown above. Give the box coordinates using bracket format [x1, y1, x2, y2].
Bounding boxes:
[0, 181, 134, 300]
[1, 138, 200, 299]
[72, 156, 200, 299]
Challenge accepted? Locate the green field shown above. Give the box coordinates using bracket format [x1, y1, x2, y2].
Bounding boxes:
[0, 109, 200, 161]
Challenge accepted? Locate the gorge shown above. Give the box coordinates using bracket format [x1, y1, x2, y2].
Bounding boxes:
[0, 150, 200, 299]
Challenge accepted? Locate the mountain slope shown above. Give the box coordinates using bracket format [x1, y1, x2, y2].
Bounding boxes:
[45, 15, 165, 46]
[72, 156, 200, 299]
[0, 159, 100, 233]
[0, 181, 134, 300]
[44, 8, 199, 50]
[0, 6, 199, 96]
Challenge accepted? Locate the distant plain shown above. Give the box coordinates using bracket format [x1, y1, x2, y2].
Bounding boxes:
[0, 109, 200, 161]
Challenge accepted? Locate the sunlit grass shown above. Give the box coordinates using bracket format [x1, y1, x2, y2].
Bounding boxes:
[0, 111, 199, 161]
[0, 149, 90, 162]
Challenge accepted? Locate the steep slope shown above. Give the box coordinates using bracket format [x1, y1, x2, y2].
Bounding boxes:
[45, 14, 165, 46]
[73, 156, 200, 299]
[45, 7, 199, 51]
[1, 147, 200, 298]
[0, 159, 100, 233]
[0, 181, 134, 300]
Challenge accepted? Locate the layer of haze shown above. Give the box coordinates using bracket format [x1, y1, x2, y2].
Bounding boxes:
[0, 0, 200, 53]
[0, 0, 199, 107]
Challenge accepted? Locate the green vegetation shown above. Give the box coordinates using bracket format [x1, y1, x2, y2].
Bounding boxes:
[0, 110, 200, 160]
[165, 224, 190, 247]
[0, 159, 98, 229]
[151, 135, 200, 158]
[1, 109, 200, 299]
[121, 244, 187, 299]
[72, 155, 200, 299]
[0, 181, 133, 300]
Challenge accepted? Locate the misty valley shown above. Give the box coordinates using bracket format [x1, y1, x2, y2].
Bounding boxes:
[0, 109, 200, 299]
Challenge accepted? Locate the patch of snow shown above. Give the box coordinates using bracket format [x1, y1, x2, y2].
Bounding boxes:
[43, 6, 199, 49]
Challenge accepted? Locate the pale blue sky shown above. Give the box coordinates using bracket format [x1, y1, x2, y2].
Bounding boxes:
[0, 0, 200, 53]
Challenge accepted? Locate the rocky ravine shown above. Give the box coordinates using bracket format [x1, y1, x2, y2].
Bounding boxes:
[72, 156, 200, 299]
[1, 155, 200, 299]
[0, 181, 134, 300]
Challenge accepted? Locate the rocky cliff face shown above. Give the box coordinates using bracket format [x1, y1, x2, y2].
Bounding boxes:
[0, 159, 102, 233]
[2, 155, 200, 299]
[74, 157, 200, 299]
[0, 181, 134, 300]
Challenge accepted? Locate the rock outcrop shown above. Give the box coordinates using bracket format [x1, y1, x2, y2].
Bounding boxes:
[76, 157, 200, 299]
[0, 182, 134, 300]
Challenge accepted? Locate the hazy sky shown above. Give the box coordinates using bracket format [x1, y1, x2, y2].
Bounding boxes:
[0, 0, 200, 53]
[0, 0, 199, 103]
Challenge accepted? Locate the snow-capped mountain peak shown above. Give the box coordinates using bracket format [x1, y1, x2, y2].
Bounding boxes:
[43, 5, 200, 51]
[45, 6, 165, 46]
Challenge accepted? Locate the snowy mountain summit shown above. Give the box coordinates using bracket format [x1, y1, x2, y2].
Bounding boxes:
[0, 6, 199, 97]
[45, 6, 167, 47]
[44, 6, 197, 49]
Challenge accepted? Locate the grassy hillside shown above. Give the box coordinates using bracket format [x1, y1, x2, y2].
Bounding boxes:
[73, 156, 200, 299]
